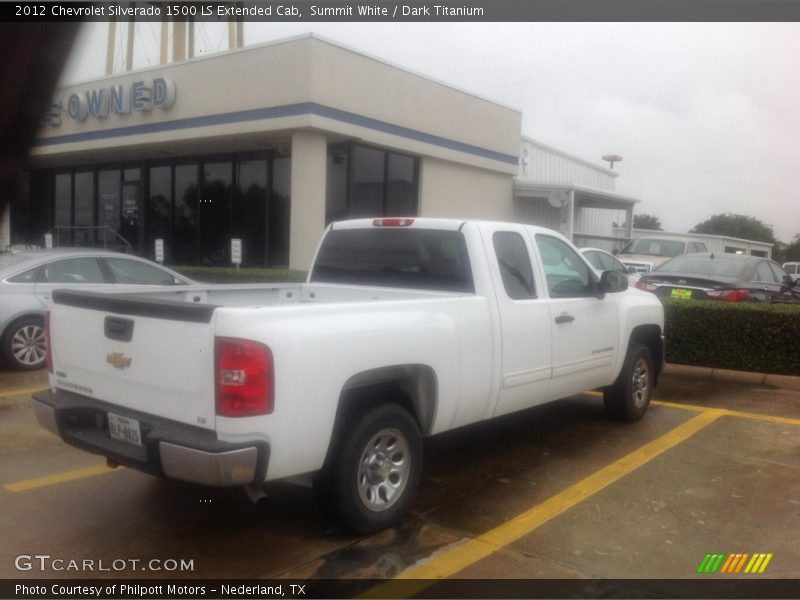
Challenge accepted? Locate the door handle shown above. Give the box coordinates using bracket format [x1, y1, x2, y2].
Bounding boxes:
[555, 313, 575, 324]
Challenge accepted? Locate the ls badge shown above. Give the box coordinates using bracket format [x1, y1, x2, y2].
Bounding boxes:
[106, 352, 132, 370]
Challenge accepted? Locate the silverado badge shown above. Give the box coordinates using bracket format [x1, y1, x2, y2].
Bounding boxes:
[106, 352, 132, 370]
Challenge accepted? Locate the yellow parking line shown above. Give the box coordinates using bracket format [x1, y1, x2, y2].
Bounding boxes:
[652, 399, 705, 412]
[362, 409, 724, 597]
[4, 464, 122, 493]
[654, 399, 800, 427]
[0, 385, 48, 399]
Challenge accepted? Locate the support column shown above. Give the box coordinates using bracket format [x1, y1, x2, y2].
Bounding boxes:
[566, 189, 575, 242]
[625, 206, 634, 240]
[289, 131, 328, 271]
[0, 203, 9, 250]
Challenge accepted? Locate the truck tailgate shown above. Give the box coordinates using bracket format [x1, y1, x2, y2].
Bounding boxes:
[49, 290, 217, 430]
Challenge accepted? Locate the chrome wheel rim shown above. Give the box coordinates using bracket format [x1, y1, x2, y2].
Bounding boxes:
[632, 358, 649, 408]
[11, 324, 46, 367]
[357, 427, 410, 512]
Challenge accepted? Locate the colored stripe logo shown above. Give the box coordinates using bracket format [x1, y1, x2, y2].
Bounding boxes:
[697, 553, 773, 574]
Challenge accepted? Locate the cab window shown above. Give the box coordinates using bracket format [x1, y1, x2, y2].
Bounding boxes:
[493, 232, 535, 300]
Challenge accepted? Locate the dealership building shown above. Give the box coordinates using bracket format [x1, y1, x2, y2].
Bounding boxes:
[3, 34, 637, 269]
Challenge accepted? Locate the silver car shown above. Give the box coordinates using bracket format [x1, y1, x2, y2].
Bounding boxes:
[0, 249, 193, 370]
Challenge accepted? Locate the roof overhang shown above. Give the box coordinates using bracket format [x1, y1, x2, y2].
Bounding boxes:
[513, 180, 640, 210]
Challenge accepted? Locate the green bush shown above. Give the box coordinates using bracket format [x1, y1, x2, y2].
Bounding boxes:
[663, 299, 800, 375]
[172, 266, 306, 284]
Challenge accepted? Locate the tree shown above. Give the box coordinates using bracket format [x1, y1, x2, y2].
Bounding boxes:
[690, 213, 777, 245]
[633, 213, 662, 230]
[781, 235, 800, 262]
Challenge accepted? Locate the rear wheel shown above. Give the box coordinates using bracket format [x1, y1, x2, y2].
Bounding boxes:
[2, 317, 46, 371]
[328, 403, 422, 534]
[604, 342, 653, 422]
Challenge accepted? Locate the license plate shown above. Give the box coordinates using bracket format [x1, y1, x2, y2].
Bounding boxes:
[108, 412, 141, 447]
[670, 288, 692, 299]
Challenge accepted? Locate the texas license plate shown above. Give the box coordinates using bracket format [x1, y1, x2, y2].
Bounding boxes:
[108, 412, 141, 447]
[670, 288, 692, 299]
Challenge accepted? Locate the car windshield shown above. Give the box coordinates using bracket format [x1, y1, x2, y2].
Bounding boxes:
[657, 255, 747, 277]
[619, 239, 686, 257]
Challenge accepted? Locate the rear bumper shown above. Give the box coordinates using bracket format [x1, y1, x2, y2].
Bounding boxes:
[32, 390, 269, 487]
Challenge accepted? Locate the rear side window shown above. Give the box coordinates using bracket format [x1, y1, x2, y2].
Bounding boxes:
[493, 232, 535, 300]
[768, 262, 789, 282]
[41, 258, 105, 284]
[755, 262, 778, 283]
[6, 267, 39, 283]
[311, 228, 474, 293]
[105, 258, 178, 285]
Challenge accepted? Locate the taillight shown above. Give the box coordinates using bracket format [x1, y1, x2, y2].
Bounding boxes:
[706, 288, 750, 302]
[635, 280, 657, 292]
[44, 311, 53, 374]
[215, 337, 273, 417]
[373, 218, 414, 227]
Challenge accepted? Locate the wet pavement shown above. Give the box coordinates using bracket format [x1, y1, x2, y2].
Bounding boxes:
[1, 368, 798, 582]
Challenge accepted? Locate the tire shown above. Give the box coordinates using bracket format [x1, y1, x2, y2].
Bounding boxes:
[603, 342, 653, 422]
[2, 316, 47, 371]
[328, 403, 422, 534]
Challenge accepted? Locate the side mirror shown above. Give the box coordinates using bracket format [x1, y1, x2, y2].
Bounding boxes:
[600, 269, 629, 294]
[785, 275, 798, 287]
[612, 248, 620, 255]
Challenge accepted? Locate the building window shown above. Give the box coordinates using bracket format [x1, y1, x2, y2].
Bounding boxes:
[147, 166, 172, 261]
[326, 143, 419, 224]
[98, 169, 121, 247]
[270, 156, 291, 266]
[23, 153, 292, 267]
[173, 163, 199, 265]
[235, 159, 268, 266]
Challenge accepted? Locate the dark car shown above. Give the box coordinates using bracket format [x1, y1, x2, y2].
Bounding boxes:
[635, 253, 798, 303]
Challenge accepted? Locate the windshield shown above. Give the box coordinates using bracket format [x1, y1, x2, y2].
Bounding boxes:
[657, 255, 747, 277]
[619, 238, 686, 258]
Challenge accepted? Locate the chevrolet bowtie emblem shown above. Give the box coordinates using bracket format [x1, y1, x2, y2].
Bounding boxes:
[106, 352, 132, 370]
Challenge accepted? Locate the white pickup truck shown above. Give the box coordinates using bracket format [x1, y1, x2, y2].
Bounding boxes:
[34, 218, 664, 533]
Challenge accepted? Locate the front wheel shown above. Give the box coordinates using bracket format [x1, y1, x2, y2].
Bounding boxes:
[2, 317, 47, 371]
[604, 343, 653, 422]
[329, 403, 422, 534]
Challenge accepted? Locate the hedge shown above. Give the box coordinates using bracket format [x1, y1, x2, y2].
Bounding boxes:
[172, 266, 307, 284]
[663, 299, 800, 375]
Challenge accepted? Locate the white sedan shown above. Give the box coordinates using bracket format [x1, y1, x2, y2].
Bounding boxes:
[0, 249, 193, 370]
[580, 247, 641, 287]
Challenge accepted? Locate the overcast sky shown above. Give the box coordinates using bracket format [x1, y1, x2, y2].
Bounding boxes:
[61, 22, 800, 243]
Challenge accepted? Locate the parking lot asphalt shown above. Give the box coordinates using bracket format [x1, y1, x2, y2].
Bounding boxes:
[1, 368, 798, 586]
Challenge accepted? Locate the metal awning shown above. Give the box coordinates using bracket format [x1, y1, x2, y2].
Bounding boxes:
[512, 180, 641, 245]
[513, 180, 640, 210]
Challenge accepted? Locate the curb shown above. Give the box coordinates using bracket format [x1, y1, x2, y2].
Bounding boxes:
[663, 363, 800, 391]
